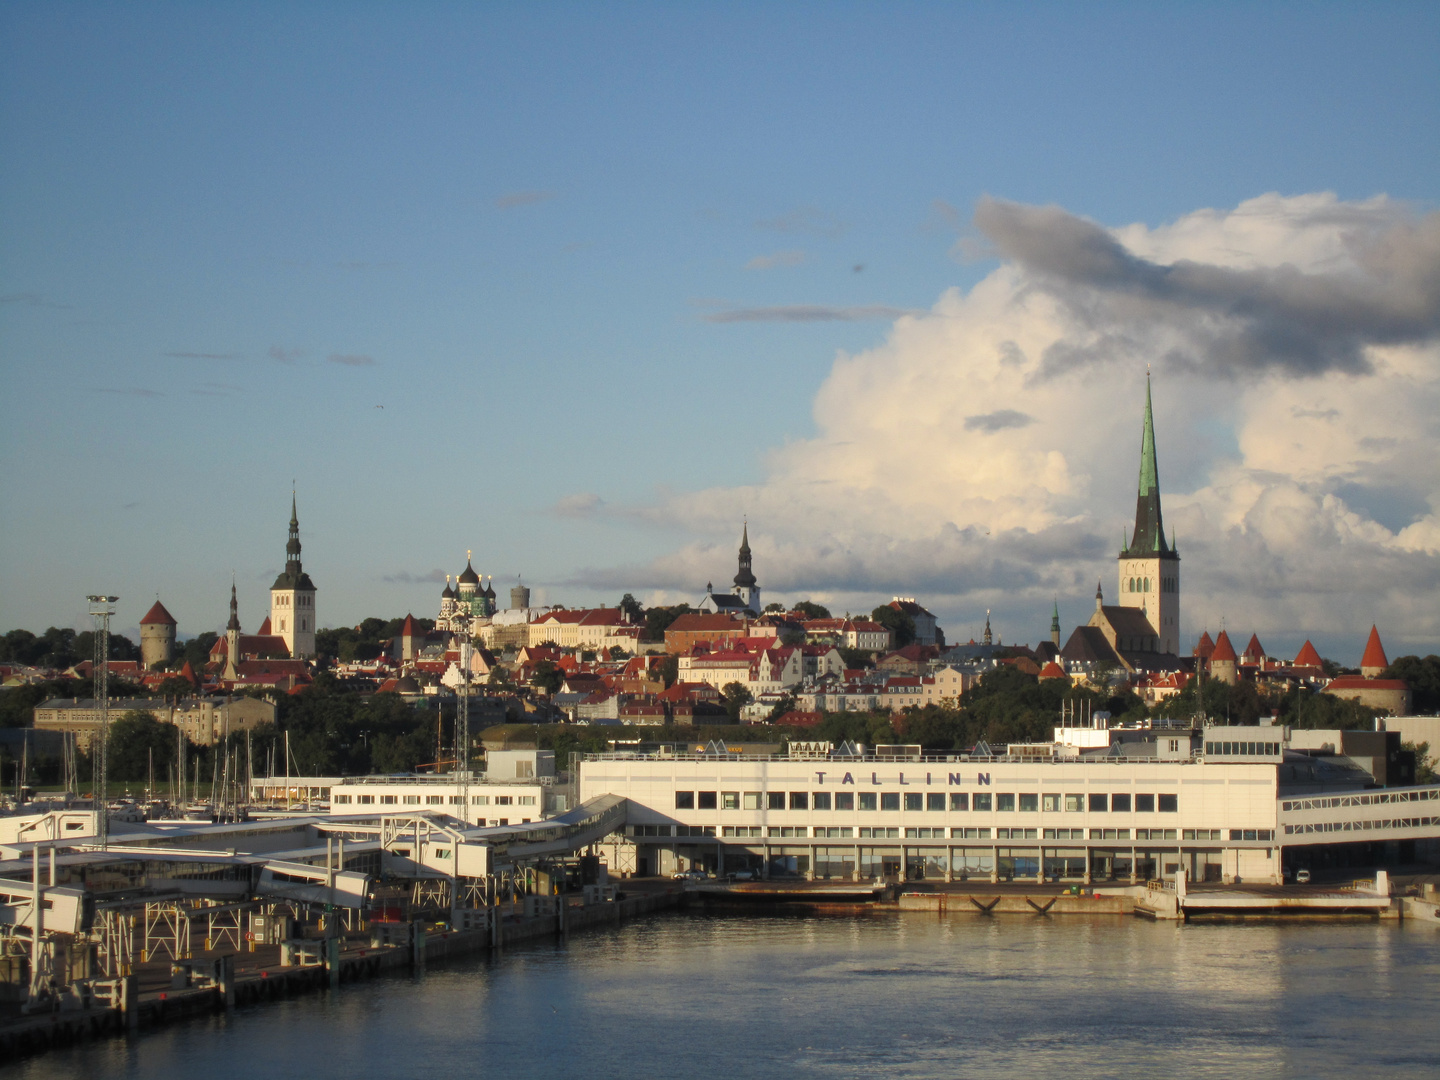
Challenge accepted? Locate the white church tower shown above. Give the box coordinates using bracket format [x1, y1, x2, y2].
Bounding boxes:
[269, 494, 317, 659]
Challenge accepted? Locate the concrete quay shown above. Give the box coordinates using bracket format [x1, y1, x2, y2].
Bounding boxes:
[0, 885, 685, 1065]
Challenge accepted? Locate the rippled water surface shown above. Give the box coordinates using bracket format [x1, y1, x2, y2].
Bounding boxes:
[12, 912, 1440, 1079]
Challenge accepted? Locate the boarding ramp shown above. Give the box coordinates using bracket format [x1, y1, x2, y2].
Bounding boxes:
[1279, 784, 1440, 842]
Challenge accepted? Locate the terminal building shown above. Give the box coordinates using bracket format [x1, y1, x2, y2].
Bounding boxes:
[575, 719, 1437, 884]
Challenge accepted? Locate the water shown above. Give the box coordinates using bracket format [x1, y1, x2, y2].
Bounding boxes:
[11, 912, 1440, 1079]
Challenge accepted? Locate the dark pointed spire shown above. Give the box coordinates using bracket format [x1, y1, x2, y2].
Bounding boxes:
[227, 581, 241, 632]
[1124, 373, 1171, 557]
[983, 609, 992, 647]
[286, 494, 302, 566]
[733, 520, 757, 589]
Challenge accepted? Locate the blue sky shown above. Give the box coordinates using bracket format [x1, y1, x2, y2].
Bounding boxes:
[2, 2, 1438, 663]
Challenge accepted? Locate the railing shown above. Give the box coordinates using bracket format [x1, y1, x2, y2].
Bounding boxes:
[579, 752, 1205, 766]
[1280, 786, 1440, 813]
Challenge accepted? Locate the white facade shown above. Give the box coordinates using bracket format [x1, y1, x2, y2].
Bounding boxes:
[578, 751, 1285, 883]
[329, 776, 565, 825]
[1118, 556, 1179, 656]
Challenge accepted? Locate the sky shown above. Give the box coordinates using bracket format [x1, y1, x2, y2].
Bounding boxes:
[2, 2, 1438, 666]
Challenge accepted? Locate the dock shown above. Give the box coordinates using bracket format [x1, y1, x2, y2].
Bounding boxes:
[0, 884, 683, 1064]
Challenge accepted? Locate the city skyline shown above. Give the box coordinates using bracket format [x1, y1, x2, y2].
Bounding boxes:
[2, 4, 1438, 661]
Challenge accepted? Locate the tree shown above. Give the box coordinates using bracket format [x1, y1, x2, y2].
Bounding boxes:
[870, 605, 916, 648]
[660, 655, 679, 689]
[155, 675, 197, 701]
[763, 602, 785, 613]
[1404, 742, 1436, 785]
[1384, 655, 1440, 714]
[721, 682, 753, 722]
[181, 632, 218, 671]
[643, 604, 694, 643]
[531, 660, 564, 695]
[792, 600, 832, 620]
[619, 593, 644, 622]
[107, 710, 194, 782]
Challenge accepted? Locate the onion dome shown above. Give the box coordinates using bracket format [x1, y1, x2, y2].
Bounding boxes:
[457, 559, 480, 586]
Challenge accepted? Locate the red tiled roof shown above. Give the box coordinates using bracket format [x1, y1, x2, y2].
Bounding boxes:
[1242, 634, 1265, 661]
[1326, 676, 1407, 691]
[257, 616, 272, 635]
[1360, 625, 1389, 671]
[1038, 662, 1066, 679]
[1210, 631, 1237, 662]
[1193, 631, 1215, 658]
[401, 613, 418, 636]
[140, 600, 177, 626]
[1293, 640, 1324, 668]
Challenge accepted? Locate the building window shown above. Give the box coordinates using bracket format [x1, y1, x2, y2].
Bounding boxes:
[380, 795, 397, 805]
[1065, 794, 1084, 812]
[813, 792, 832, 811]
[1042, 794, 1060, 812]
[334, 794, 351, 805]
[722, 792, 739, 810]
[1136, 794, 1155, 813]
[880, 792, 901, 811]
[790, 792, 809, 810]
[471, 795, 486, 805]
[904, 793, 923, 811]
[357, 795, 374, 805]
[950, 792, 968, 811]
[1111, 793, 1131, 812]
[973, 793, 993, 812]
[1089, 793, 1107, 812]
[836, 792, 854, 811]
[1019, 793, 1038, 812]
[403, 795, 419, 805]
[927, 793, 945, 811]
[743, 792, 762, 810]
[698, 791, 717, 810]
[767, 791, 786, 810]
[996, 794, 1015, 812]
[518, 796, 536, 806]
[675, 791, 695, 810]
[496, 795, 513, 806]
[1157, 794, 1177, 813]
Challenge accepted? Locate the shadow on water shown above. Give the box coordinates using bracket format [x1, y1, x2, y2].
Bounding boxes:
[9, 910, 1440, 1080]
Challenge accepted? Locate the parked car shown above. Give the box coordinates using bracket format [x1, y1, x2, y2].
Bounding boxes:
[727, 869, 755, 882]
[671, 869, 707, 882]
[1296, 869, 1311, 884]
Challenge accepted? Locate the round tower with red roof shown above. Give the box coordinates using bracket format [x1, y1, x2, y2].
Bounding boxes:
[139, 599, 177, 670]
[1360, 625, 1390, 679]
[1208, 630, 1238, 685]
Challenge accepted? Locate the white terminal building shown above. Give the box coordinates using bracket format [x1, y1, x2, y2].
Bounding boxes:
[574, 716, 1439, 885]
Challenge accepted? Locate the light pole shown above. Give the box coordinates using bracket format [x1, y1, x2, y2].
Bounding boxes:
[86, 595, 118, 850]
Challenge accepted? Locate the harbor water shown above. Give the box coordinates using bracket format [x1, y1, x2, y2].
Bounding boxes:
[9, 912, 1440, 1079]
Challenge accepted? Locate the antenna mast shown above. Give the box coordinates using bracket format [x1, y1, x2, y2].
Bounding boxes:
[86, 595, 118, 849]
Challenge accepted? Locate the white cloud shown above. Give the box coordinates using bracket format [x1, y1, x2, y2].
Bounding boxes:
[606, 193, 1440, 653]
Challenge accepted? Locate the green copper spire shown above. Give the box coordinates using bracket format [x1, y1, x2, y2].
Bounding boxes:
[1124, 373, 1172, 557]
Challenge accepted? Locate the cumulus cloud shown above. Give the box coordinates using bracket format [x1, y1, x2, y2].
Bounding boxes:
[495, 190, 556, 209]
[964, 409, 1034, 433]
[602, 193, 1440, 650]
[328, 353, 376, 367]
[745, 250, 806, 270]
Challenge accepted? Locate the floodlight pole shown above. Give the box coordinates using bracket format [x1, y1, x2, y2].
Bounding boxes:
[87, 595, 118, 850]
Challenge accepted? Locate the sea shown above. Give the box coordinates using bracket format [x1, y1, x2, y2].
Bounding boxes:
[10, 911, 1440, 1079]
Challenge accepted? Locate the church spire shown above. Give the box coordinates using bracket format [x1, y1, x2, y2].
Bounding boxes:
[733, 520, 757, 589]
[286, 493, 302, 569]
[227, 580, 241, 632]
[1050, 599, 1061, 646]
[1124, 373, 1171, 556]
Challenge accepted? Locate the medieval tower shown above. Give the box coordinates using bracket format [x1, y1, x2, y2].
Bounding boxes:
[269, 494, 317, 659]
[1117, 375, 1180, 655]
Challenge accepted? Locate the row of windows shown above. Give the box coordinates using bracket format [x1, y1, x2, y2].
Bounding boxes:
[333, 793, 535, 806]
[1126, 576, 1177, 594]
[632, 823, 1272, 842]
[1205, 741, 1280, 756]
[274, 594, 312, 606]
[673, 790, 1177, 813]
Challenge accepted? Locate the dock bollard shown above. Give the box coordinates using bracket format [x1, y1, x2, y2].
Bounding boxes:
[121, 974, 139, 1032]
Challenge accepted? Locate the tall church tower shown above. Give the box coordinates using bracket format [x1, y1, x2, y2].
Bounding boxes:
[732, 521, 761, 615]
[269, 494, 317, 659]
[1118, 375, 1180, 655]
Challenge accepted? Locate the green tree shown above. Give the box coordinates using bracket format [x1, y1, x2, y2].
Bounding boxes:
[1384, 655, 1440, 714]
[155, 675, 197, 701]
[642, 604, 694, 643]
[180, 632, 219, 671]
[107, 710, 194, 782]
[870, 605, 915, 648]
[792, 601, 832, 620]
[721, 681, 753, 722]
[1404, 742, 1436, 784]
[763, 602, 785, 613]
[619, 593, 644, 622]
[660, 655, 679, 689]
[531, 660, 564, 695]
